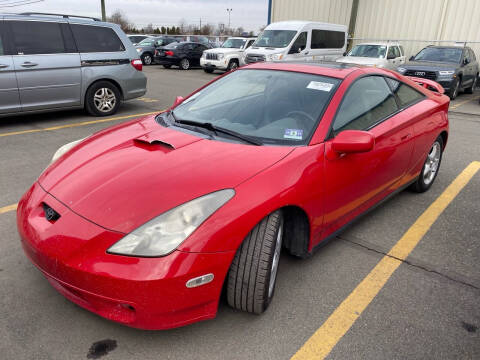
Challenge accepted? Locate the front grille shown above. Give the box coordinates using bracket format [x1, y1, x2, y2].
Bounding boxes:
[206, 53, 218, 60]
[405, 70, 437, 80]
[245, 54, 266, 64]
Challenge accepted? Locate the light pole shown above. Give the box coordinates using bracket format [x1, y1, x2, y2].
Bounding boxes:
[101, 0, 106, 21]
[226, 8, 232, 31]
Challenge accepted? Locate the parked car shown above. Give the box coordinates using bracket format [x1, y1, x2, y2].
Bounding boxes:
[154, 41, 209, 70]
[135, 36, 177, 65]
[18, 61, 449, 330]
[127, 34, 152, 46]
[245, 21, 347, 63]
[200, 37, 256, 73]
[336, 42, 406, 69]
[397, 45, 479, 99]
[0, 13, 146, 117]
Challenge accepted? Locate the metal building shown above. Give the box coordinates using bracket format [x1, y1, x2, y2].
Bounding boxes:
[268, 0, 480, 57]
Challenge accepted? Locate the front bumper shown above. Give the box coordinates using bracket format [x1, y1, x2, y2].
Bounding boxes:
[17, 182, 235, 330]
[437, 79, 454, 92]
[200, 58, 228, 70]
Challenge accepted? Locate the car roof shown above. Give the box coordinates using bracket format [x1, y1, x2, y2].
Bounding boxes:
[354, 41, 400, 46]
[266, 20, 347, 31]
[1, 13, 114, 27]
[243, 61, 361, 79]
[424, 45, 466, 50]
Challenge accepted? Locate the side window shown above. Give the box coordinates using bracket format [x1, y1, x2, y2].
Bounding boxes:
[464, 49, 471, 63]
[333, 76, 398, 134]
[311, 30, 345, 49]
[70, 24, 125, 53]
[289, 32, 307, 53]
[0, 22, 4, 55]
[387, 47, 396, 59]
[470, 49, 476, 61]
[10, 21, 66, 55]
[393, 46, 401, 58]
[386, 78, 425, 107]
[399, 46, 405, 56]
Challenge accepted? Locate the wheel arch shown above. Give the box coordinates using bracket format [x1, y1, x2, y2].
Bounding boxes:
[439, 130, 448, 150]
[281, 205, 311, 258]
[84, 78, 124, 104]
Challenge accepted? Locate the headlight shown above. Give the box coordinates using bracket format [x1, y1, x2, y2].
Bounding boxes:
[217, 53, 224, 60]
[439, 70, 455, 76]
[397, 67, 406, 74]
[50, 138, 86, 165]
[107, 189, 235, 257]
[136, 48, 142, 52]
[267, 53, 283, 61]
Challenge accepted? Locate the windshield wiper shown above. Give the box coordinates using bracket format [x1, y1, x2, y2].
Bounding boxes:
[174, 118, 262, 146]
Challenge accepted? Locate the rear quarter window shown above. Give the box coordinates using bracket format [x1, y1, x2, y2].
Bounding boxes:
[386, 78, 425, 107]
[70, 24, 125, 53]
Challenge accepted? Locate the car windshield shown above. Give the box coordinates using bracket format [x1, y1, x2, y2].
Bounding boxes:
[413, 47, 462, 63]
[222, 38, 246, 48]
[170, 69, 340, 145]
[347, 44, 387, 58]
[165, 42, 179, 49]
[138, 38, 155, 46]
[254, 30, 297, 48]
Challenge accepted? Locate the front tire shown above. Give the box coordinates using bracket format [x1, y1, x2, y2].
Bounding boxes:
[410, 136, 443, 193]
[85, 81, 121, 117]
[449, 78, 460, 100]
[141, 53, 153, 65]
[203, 68, 214, 73]
[227, 59, 239, 71]
[227, 211, 284, 314]
[465, 74, 477, 94]
[180, 58, 190, 70]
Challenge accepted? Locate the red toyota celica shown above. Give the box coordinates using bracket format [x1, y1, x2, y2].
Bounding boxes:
[17, 62, 449, 329]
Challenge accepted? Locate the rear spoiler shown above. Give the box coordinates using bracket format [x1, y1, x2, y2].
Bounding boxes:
[406, 76, 445, 94]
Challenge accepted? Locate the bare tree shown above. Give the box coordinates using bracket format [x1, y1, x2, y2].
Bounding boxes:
[178, 18, 187, 34]
[108, 10, 131, 32]
[143, 23, 154, 34]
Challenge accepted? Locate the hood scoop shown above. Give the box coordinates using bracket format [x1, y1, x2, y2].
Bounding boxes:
[134, 128, 202, 150]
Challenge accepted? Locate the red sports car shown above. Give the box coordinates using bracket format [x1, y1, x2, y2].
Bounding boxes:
[17, 62, 449, 330]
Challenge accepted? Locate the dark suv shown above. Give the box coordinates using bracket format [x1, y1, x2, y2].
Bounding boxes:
[397, 46, 479, 99]
[154, 42, 209, 70]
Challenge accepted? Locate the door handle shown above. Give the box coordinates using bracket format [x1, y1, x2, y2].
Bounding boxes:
[304, 51, 309, 55]
[0, 64, 9, 69]
[401, 133, 411, 141]
[21, 62, 38, 68]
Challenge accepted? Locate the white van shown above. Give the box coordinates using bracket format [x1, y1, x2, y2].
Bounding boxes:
[245, 21, 347, 64]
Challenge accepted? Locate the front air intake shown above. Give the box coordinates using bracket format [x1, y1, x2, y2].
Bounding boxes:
[42, 203, 61, 222]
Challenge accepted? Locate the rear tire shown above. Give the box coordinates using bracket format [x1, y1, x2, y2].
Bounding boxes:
[410, 136, 443, 193]
[465, 74, 477, 94]
[180, 58, 190, 70]
[85, 81, 121, 117]
[227, 211, 284, 314]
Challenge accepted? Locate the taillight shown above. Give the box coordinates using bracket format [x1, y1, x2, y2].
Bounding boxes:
[131, 59, 143, 71]
[165, 50, 174, 56]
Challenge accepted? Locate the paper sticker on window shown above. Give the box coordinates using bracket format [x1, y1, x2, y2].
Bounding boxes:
[284, 129, 303, 140]
[307, 81, 334, 92]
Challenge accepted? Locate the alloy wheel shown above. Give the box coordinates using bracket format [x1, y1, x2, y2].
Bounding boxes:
[423, 141, 441, 185]
[93, 88, 116, 113]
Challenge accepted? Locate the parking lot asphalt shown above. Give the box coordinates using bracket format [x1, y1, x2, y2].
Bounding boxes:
[1, 66, 479, 360]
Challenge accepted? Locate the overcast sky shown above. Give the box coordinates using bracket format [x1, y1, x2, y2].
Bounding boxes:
[2, 0, 269, 32]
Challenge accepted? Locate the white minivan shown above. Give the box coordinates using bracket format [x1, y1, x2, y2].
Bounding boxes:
[245, 21, 347, 64]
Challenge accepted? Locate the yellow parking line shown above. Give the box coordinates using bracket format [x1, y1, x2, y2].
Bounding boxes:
[0, 203, 17, 214]
[291, 161, 480, 360]
[0, 111, 162, 138]
[450, 96, 480, 110]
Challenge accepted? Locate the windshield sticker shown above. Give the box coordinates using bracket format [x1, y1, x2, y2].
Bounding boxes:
[307, 81, 334, 92]
[284, 129, 303, 140]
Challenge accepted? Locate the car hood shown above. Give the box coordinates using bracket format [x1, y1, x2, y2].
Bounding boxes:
[38, 115, 293, 234]
[401, 61, 459, 71]
[246, 47, 285, 55]
[336, 56, 385, 66]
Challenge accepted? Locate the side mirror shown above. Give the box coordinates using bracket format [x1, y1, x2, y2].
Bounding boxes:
[343, 51, 347, 56]
[173, 96, 184, 107]
[332, 130, 375, 154]
[409, 56, 415, 61]
[463, 58, 469, 65]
